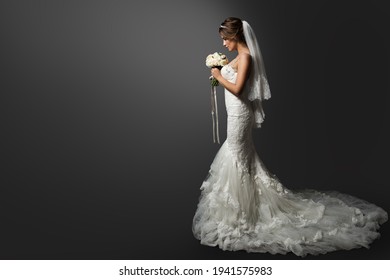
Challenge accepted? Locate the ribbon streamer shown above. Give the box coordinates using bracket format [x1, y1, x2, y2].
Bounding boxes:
[210, 84, 220, 144]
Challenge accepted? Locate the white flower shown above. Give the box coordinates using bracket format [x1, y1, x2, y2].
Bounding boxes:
[205, 52, 229, 68]
[205, 51, 229, 86]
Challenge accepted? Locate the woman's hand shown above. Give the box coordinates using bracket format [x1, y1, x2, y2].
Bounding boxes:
[211, 67, 221, 79]
[211, 53, 251, 96]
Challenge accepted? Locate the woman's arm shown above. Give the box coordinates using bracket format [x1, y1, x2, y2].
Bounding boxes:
[211, 53, 251, 96]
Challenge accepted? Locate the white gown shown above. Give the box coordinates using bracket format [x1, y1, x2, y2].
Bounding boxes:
[192, 64, 388, 256]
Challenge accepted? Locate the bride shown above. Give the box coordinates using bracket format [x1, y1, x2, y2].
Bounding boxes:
[192, 17, 388, 256]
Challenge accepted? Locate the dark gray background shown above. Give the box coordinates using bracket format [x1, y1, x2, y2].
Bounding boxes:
[0, 0, 389, 259]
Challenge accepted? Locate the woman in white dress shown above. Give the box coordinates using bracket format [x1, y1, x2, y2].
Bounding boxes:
[192, 17, 388, 257]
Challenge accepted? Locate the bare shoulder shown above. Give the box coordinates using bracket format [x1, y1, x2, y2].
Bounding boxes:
[238, 52, 251, 66]
[240, 52, 251, 59]
[239, 52, 251, 62]
[237, 52, 251, 70]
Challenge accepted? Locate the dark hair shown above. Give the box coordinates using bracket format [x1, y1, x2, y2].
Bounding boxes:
[219, 17, 245, 43]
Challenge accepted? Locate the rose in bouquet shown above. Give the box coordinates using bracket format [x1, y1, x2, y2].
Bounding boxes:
[205, 52, 228, 86]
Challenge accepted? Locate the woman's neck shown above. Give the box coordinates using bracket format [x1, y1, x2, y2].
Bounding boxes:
[236, 42, 249, 55]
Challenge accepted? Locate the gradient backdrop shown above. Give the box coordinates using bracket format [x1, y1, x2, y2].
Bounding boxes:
[0, 0, 389, 259]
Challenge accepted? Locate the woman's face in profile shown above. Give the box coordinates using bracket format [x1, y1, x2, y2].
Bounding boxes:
[221, 36, 237, 52]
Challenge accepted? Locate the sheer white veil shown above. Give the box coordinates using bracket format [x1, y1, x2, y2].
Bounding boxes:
[242, 20, 271, 128]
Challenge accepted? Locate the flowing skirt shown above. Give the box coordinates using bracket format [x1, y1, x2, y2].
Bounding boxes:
[193, 103, 388, 256]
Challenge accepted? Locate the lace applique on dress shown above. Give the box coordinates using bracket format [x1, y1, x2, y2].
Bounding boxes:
[193, 64, 388, 257]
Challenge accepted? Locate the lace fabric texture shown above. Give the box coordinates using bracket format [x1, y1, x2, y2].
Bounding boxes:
[242, 20, 271, 128]
[192, 65, 388, 256]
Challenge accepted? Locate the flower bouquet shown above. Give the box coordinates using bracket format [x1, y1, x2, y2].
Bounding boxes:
[205, 52, 228, 86]
[205, 52, 228, 144]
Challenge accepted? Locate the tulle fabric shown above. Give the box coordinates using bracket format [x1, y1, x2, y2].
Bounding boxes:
[193, 64, 388, 256]
[242, 20, 271, 128]
[192, 140, 388, 256]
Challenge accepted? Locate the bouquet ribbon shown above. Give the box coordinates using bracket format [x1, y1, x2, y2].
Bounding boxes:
[210, 84, 220, 144]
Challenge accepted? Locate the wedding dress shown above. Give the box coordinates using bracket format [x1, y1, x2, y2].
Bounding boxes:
[192, 62, 388, 257]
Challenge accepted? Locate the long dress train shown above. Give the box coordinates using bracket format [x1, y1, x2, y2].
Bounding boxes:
[192, 64, 388, 257]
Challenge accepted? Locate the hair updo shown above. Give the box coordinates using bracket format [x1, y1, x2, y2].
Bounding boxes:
[219, 17, 246, 43]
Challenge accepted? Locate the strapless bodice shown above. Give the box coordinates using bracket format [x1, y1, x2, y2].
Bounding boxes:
[221, 64, 252, 117]
[221, 64, 237, 83]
